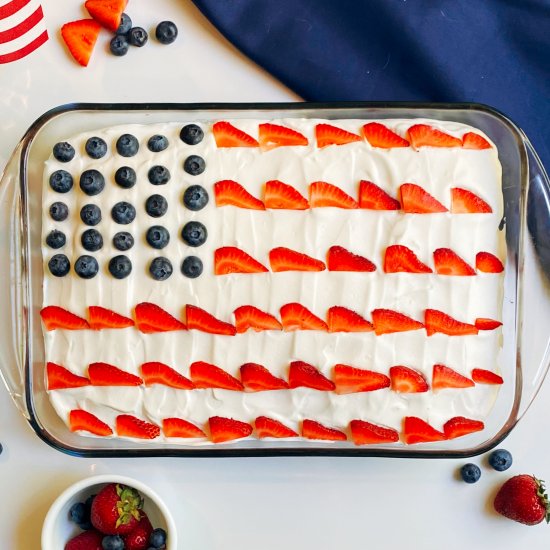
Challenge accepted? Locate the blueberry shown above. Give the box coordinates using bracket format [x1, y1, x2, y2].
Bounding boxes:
[80, 169, 105, 196]
[488, 449, 513, 472]
[181, 221, 207, 247]
[147, 135, 169, 152]
[155, 21, 178, 44]
[81, 229, 103, 252]
[109, 255, 132, 279]
[110, 34, 129, 56]
[111, 201, 136, 224]
[85, 137, 107, 159]
[49, 170, 73, 193]
[113, 231, 134, 251]
[75, 255, 99, 279]
[69, 502, 86, 524]
[183, 185, 209, 211]
[181, 256, 203, 278]
[114, 166, 137, 189]
[149, 257, 173, 280]
[53, 142, 75, 162]
[116, 13, 132, 35]
[145, 194, 168, 217]
[180, 124, 204, 145]
[49, 201, 69, 221]
[148, 165, 171, 185]
[129, 26, 148, 47]
[101, 535, 125, 550]
[149, 528, 167, 548]
[146, 226, 170, 249]
[80, 204, 102, 226]
[46, 230, 66, 249]
[78, 495, 94, 530]
[183, 155, 205, 176]
[48, 254, 70, 277]
[116, 133, 139, 157]
[460, 463, 481, 484]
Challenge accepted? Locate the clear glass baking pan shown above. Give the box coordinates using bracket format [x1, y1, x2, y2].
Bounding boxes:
[1, 102, 549, 458]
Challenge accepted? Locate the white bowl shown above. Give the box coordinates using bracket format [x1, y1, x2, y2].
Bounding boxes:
[41, 474, 177, 550]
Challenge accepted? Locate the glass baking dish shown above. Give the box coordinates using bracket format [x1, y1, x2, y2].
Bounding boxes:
[1, 102, 549, 458]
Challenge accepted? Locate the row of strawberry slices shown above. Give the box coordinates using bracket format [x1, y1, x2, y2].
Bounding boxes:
[213, 122, 493, 150]
[40, 303, 502, 335]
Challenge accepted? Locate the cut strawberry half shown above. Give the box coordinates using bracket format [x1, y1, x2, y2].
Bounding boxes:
[61, 19, 101, 67]
[327, 245, 376, 272]
[240, 362, 289, 391]
[134, 302, 186, 333]
[315, 123, 362, 147]
[475, 318, 503, 330]
[186, 305, 236, 336]
[443, 416, 485, 439]
[371, 309, 424, 335]
[255, 416, 298, 438]
[358, 180, 401, 210]
[402, 417, 446, 444]
[162, 417, 206, 438]
[234, 305, 282, 333]
[280, 303, 328, 331]
[349, 419, 399, 445]
[451, 188, 492, 213]
[302, 419, 347, 441]
[471, 368, 504, 385]
[327, 306, 373, 332]
[333, 364, 390, 394]
[407, 124, 462, 148]
[433, 248, 476, 276]
[208, 416, 253, 443]
[88, 306, 134, 329]
[289, 360, 335, 391]
[462, 132, 492, 150]
[384, 244, 432, 274]
[189, 361, 244, 391]
[214, 246, 269, 275]
[88, 362, 143, 386]
[259, 123, 308, 150]
[424, 309, 478, 336]
[116, 415, 160, 439]
[362, 122, 410, 148]
[269, 247, 326, 272]
[214, 180, 265, 210]
[432, 364, 475, 390]
[40, 306, 89, 331]
[309, 181, 358, 209]
[476, 251, 504, 273]
[264, 180, 309, 210]
[69, 409, 113, 436]
[47, 362, 90, 390]
[212, 121, 259, 147]
[85, 0, 126, 32]
[389, 366, 429, 393]
[140, 362, 195, 390]
[400, 183, 448, 213]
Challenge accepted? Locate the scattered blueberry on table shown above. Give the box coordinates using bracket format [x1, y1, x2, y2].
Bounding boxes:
[85, 137, 107, 159]
[116, 134, 139, 157]
[129, 26, 148, 47]
[113, 231, 134, 251]
[147, 134, 169, 152]
[109, 255, 132, 279]
[148, 165, 171, 185]
[110, 34, 129, 56]
[183, 155, 206, 176]
[183, 185, 209, 211]
[460, 463, 481, 484]
[181, 255, 203, 278]
[114, 166, 137, 188]
[46, 230, 66, 249]
[489, 449, 513, 471]
[146, 226, 170, 249]
[80, 204, 102, 226]
[180, 124, 204, 145]
[111, 201, 136, 224]
[48, 254, 70, 277]
[150, 257, 173, 280]
[155, 21, 178, 44]
[181, 221, 207, 247]
[49, 201, 69, 221]
[80, 169, 105, 196]
[145, 194, 168, 218]
[49, 170, 73, 193]
[116, 13, 132, 36]
[53, 142, 75, 163]
[81, 228, 103, 252]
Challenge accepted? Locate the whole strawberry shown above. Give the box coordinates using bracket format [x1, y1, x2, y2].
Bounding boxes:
[91, 483, 143, 535]
[64, 528, 102, 550]
[124, 511, 154, 550]
[494, 475, 550, 525]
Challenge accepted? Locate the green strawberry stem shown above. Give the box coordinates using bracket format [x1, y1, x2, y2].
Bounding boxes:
[115, 484, 143, 528]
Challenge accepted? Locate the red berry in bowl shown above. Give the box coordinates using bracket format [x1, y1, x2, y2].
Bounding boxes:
[90, 483, 143, 535]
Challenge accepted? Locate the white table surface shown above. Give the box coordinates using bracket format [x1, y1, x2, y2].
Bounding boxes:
[1, 1, 549, 548]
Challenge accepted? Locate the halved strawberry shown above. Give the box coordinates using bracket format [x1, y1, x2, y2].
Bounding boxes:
[186, 304, 236, 336]
[212, 121, 259, 147]
[85, 0, 126, 32]
[407, 124, 462, 148]
[240, 362, 289, 391]
[349, 419, 399, 445]
[47, 362, 90, 390]
[433, 248, 476, 276]
[326, 245, 376, 272]
[189, 361, 244, 391]
[208, 416, 253, 443]
[362, 122, 410, 148]
[424, 309, 478, 336]
[116, 415, 160, 439]
[69, 409, 113, 436]
[162, 417, 205, 438]
[264, 180, 309, 210]
[443, 416, 485, 439]
[402, 417, 446, 444]
[134, 303, 186, 333]
[259, 123, 308, 150]
[269, 247, 326, 272]
[302, 419, 347, 441]
[289, 361, 335, 391]
[432, 364, 475, 390]
[462, 132, 492, 150]
[450, 188, 492, 213]
[140, 362, 195, 390]
[214, 180, 265, 210]
[61, 19, 101, 67]
[389, 366, 429, 393]
[371, 309, 424, 335]
[88, 306, 134, 329]
[358, 180, 401, 210]
[214, 246, 269, 275]
[234, 305, 282, 333]
[327, 306, 373, 332]
[280, 303, 328, 331]
[255, 416, 298, 438]
[471, 368, 504, 385]
[315, 123, 362, 147]
[400, 183, 448, 213]
[309, 181, 358, 209]
[475, 318, 503, 330]
[476, 251, 504, 273]
[40, 306, 89, 331]
[384, 244, 432, 273]
[88, 362, 143, 386]
[333, 364, 390, 394]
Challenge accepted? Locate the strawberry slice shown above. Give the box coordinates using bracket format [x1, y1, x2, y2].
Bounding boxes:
[433, 248, 476, 276]
[189, 361, 244, 391]
[234, 305, 282, 333]
[432, 364, 475, 390]
[186, 305, 236, 336]
[61, 19, 101, 67]
[162, 417, 206, 438]
[349, 419, 399, 445]
[443, 416, 485, 439]
[384, 244, 432, 274]
[475, 318, 502, 330]
[88, 362, 143, 386]
[362, 122, 410, 148]
[371, 309, 424, 335]
[315, 123, 362, 147]
[214, 246, 269, 275]
[269, 247, 326, 272]
[259, 123, 308, 150]
[476, 251, 504, 273]
[116, 415, 160, 439]
[240, 362, 289, 391]
[69, 409, 113, 436]
[280, 303, 328, 331]
[40, 306, 89, 331]
[255, 416, 298, 438]
[47, 362, 90, 390]
[302, 419, 347, 441]
[209, 416, 253, 443]
[134, 303, 186, 333]
[264, 180, 309, 210]
[425, 309, 478, 336]
[85, 0, 126, 32]
[389, 366, 429, 393]
[358, 180, 401, 210]
[451, 188, 492, 213]
[327, 306, 373, 332]
[407, 124, 462, 148]
[309, 181, 359, 209]
[88, 306, 134, 330]
[462, 132, 492, 150]
[471, 368, 504, 385]
[140, 362, 195, 390]
[326, 245, 376, 272]
[213, 180, 265, 210]
[212, 121, 259, 147]
[333, 364, 390, 394]
[289, 361, 335, 391]
[402, 417, 446, 444]
[400, 183, 448, 213]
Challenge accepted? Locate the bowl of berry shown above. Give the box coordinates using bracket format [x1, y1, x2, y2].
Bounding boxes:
[41, 474, 176, 550]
